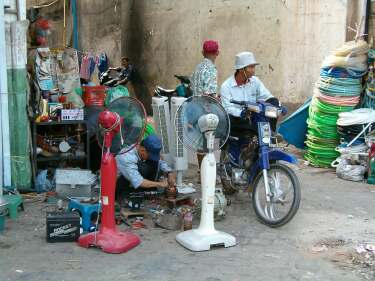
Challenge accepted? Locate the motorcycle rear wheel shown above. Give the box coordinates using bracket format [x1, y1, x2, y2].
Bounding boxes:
[252, 163, 300, 227]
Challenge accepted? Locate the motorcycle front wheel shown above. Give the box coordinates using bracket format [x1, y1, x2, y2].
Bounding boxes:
[252, 163, 301, 227]
[219, 149, 238, 195]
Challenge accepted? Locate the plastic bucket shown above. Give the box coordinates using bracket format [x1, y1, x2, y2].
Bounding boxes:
[0, 214, 5, 232]
[82, 86, 106, 107]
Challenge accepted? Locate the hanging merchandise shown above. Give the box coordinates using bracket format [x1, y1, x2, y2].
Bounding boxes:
[35, 47, 54, 91]
[79, 53, 98, 82]
[79, 55, 90, 81]
[51, 48, 81, 94]
[305, 40, 369, 168]
[98, 52, 108, 74]
[362, 50, 375, 109]
[29, 16, 51, 46]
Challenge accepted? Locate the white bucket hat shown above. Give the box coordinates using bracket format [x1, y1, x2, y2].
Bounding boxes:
[234, 51, 259, 69]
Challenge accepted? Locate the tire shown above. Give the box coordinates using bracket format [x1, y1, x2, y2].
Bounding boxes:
[219, 149, 238, 195]
[252, 163, 301, 227]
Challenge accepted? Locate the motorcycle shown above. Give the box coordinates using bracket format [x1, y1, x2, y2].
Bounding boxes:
[219, 99, 301, 227]
[99, 68, 129, 87]
[154, 74, 192, 99]
[99, 69, 117, 86]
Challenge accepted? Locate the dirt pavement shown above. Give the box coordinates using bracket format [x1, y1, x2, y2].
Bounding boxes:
[1, 162, 375, 281]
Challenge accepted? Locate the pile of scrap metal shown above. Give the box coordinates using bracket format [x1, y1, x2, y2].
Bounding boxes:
[332, 109, 375, 182]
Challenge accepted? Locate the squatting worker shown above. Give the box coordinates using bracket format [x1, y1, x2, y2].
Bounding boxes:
[190, 40, 220, 171]
[116, 134, 176, 208]
[220, 51, 280, 135]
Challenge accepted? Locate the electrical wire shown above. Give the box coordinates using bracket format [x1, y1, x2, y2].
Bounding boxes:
[94, 137, 104, 244]
[32, 0, 60, 9]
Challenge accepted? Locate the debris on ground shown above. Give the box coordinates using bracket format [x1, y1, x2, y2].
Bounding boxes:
[313, 237, 347, 250]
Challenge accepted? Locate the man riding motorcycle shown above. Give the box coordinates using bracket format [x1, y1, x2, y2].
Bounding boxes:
[220, 51, 280, 135]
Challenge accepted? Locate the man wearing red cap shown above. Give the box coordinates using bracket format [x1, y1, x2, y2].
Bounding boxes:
[191, 40, 220, 171]
[191, 40, 219, 97]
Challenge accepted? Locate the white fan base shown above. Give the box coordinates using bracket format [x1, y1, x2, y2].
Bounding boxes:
[176, 228, 236, 252]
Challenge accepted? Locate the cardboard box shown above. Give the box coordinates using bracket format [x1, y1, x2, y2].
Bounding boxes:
[61, 109, 84, 121]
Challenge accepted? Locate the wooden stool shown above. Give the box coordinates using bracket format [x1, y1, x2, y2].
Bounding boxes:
[120, 208, 147, 220]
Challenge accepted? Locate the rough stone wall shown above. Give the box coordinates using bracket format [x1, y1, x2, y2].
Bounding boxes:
[122, 0, 348, 104]
[368, 0, 375, 45]
[279, 0, 348, 102]
[77, 0, 122, 67]
[26, 0, 349, 104]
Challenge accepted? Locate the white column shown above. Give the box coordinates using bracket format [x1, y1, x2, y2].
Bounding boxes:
[0, 0, 12, 189]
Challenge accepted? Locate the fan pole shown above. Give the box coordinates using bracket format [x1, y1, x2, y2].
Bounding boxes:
[198, 152, 216, 233]
[99, 150, 117, 231]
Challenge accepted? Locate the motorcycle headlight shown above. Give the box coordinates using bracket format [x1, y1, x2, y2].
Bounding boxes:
[265, 106, 278, 118]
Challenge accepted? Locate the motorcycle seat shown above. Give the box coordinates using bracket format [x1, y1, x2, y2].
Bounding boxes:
[228, 136, 239, 141]
[155, 86, 176, 95]
[174, 75, 191, 84]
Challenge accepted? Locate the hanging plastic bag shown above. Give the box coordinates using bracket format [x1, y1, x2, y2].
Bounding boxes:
[322, 54, 368, 72]
[331, 40, 369, 57]
[67, 90, 85, 108]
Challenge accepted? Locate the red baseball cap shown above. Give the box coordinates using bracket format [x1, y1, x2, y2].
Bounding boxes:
[203, 40, 219, 55]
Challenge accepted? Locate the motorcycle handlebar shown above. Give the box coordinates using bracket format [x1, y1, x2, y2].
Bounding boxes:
[230, 99, 288, 116]
[230, 99, 247, 106]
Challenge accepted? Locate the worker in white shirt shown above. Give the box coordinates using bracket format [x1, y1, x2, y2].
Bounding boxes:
[220, 51, 280, 135]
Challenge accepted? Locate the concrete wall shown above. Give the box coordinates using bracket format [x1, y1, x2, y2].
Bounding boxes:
[26, 0, 349, 105]
[122, 0, 348, 105]
[368, 0, 375, 43]
[77, 0, 122, 66]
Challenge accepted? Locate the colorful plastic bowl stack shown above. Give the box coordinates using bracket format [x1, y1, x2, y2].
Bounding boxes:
[305, 40, 369, 167]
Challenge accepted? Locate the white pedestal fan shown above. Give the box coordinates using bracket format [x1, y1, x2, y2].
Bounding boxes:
[175, 96, 236, 251]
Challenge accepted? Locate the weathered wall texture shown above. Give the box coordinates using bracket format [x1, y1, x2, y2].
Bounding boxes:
[27, 0, 349, 104]
[122, 0, 348, 104]
[368, 0, 375, 42]
[77, 0, 122, 66]
[279, 0, 348, 102]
